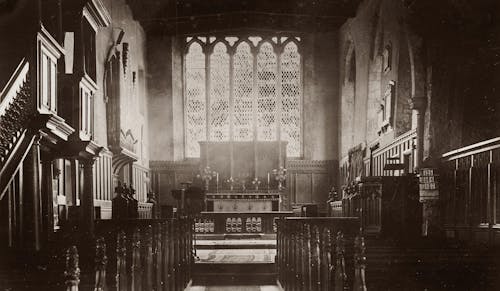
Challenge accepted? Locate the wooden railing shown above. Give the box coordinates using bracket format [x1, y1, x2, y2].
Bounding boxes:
[0, 58, 31, 167]
[365, 129, 417, 177]
[329, 201, 343, 217]
[138, 202, 154, 219]
[60, 218, 193, 291]
[339, 130, 417, 188]
[276, 217, 367, 291]
[195, 211, 293, 235]
[441, 137, 500, 244]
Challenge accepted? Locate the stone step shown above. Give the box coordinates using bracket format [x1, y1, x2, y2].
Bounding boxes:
[195, 239, 276, 250]
[193, 262, 277, 286]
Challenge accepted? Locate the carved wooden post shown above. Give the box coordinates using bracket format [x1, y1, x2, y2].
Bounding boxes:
[295, 222, 302, 291]
[278, 219, 284, 287]
[132, 226, 142, 291]
[321, 228, 333, 291]
[177, 220, 182, 290]
[94, 237, 107, 291]
[65, 246, 80, 291]
[116, 230, 127, 291]
[353, 234, 367, 291]
[288, 226, 295, 290]
[142, 224, 153, 291]
[153, 222, 162, 291]
[334, 231, 348, 291]
[164, 221, 172, 291]
[311, 225, 321, 291]
[303, 223, 312, 291]
[162, 222, 169, 291]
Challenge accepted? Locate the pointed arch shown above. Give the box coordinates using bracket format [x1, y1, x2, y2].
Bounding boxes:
[209, 41, 230, 141]
[280, 41, 302, 157]
[233, 41, 254, 141]
[256, 41, 278, 141]
[185, 41, 207, 157]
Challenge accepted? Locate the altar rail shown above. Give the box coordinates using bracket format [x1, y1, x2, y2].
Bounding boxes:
[276, 217, 366, 291]
[61, 218, 193, 291]
[441, 137, 500, 245]
[196, 211, 293, 235]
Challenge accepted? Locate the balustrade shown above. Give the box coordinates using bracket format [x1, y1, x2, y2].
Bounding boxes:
[277, 217, 366, 291]
[195, 211, 292, 235]
[59, 218, 193, 291]
[441, 137, 500, 244]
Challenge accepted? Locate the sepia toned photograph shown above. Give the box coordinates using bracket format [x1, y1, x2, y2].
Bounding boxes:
[0, 0, 499, 290]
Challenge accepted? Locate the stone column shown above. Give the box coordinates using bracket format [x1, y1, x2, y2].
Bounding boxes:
[412, 97, 441, 237]
[411, 96, 427, 169]
[23, 134, 42, 251]
[81, 158, 96, 237]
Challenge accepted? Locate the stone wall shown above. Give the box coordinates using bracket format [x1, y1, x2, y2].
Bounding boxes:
[147, 32, 339, 208]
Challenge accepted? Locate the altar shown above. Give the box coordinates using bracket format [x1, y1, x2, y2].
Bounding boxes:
[206, 191, 281, 212]
[194, 141, 291, 236]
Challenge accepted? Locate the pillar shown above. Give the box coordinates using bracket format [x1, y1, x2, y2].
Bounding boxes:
[41, 156, 54, 243]
[411, 96, 427, 169]
[23, 135, 42, 251]
[412, 97, 441, 237]
[81, 158, 96, 237]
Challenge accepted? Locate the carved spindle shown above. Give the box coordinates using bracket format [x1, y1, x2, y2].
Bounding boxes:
[304, 223, 313, 291]
[132, 227, 142, 291]
[353, 234, 367, 291]
[153, 223, 162, 291]
[334, 231, 348, 291]
[321, 228, 333, 291]
[312, 225, 321, 291]
[162, 222, 171, 290]
[116, 230, 127, 290]
[94, 237, 107, 291]
[65, 246, 80, 291]
[295, 223, 303, 291]
[141, 224, 154, 290]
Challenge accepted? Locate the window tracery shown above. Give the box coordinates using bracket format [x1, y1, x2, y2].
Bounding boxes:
[184, 36, 302, 158]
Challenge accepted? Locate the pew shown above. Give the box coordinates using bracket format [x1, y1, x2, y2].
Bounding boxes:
[277, 217, 367, 291]
[60, 218, 193, 291]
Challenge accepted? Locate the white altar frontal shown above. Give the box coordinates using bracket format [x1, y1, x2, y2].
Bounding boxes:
[206, 191, 281, 212]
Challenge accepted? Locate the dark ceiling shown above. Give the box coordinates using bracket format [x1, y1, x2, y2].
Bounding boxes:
[125, 0, 362, 35]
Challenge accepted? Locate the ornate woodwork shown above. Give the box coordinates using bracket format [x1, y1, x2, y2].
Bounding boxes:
[276, 217, 365, 290]
[342, 176, 421, 238]
[125, 0, 362, 35]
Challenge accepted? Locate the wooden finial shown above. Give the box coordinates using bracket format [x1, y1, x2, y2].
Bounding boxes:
[65, 246, 80, 291]
[354, 234, 367, 291]
[94, 237, 107, 291]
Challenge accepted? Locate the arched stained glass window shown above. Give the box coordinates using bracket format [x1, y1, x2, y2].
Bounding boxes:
[280, 42, 301, 157]
[184, 36, 303, 158]
[209, 42, 230, 141]
[233, 42, 254, 141]
[256, 42, 278, 141]
[185, 42, 206, 158]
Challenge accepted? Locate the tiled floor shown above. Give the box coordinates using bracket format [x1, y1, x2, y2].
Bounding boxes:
[196, 248, 276, 263]
[188, 286, 280, 291]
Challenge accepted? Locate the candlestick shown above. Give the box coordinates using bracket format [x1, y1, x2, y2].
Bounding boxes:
[267, 173, 270, 189]
[216, 173, 219, 192]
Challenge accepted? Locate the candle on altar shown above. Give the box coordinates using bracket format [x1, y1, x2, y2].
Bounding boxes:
[267, 172, 270, 186]
[216, 173, 219, 187]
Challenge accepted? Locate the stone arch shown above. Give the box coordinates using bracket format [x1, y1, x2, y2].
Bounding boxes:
[341, 40, 356, 157]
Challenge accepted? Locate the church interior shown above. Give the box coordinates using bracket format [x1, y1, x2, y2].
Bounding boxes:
[0, 0, 500, 290]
